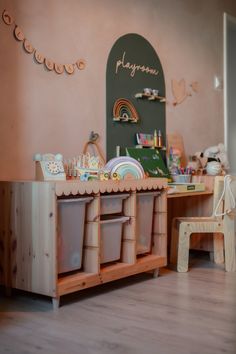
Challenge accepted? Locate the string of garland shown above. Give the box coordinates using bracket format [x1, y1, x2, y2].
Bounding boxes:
[2, 9, 86, 75]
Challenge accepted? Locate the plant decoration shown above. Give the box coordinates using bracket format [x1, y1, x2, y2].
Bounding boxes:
[2, 9, 86, 75]
[113, 98, 139, 123]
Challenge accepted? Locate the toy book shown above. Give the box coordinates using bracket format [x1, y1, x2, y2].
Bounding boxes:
[126, 147, 170, 178]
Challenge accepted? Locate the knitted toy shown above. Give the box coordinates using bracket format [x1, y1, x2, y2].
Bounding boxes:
[193, 143, 229, 173]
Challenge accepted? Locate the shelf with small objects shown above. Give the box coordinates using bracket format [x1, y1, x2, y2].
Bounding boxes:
[135, 130, 166, 150]
[135, 88, 166, 103]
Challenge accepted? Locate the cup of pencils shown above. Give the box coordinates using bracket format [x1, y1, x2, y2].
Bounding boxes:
[171, 167, 192, 183]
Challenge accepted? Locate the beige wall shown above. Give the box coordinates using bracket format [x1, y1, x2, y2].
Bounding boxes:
[0, 0, 236, 180]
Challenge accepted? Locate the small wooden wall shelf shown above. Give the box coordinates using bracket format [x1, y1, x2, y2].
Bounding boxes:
[135, 93, 166, 102]
[136, 145, 166, 150]
[0, 178, 167, 308]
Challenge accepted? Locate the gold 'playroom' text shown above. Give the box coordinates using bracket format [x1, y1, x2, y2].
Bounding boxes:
[115, 52, 159, 78]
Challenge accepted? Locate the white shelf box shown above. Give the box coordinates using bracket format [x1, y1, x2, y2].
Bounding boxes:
[100, 193, 129, 215]
[100, 216, 129, 264]
[57, 197, 93, 274]
[136, 192, 160, 255]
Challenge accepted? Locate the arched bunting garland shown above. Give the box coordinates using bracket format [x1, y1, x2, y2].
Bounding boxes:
[2, 9, 86, 75]
[106, 33, 166, 160]
[113, 98, 139, 123]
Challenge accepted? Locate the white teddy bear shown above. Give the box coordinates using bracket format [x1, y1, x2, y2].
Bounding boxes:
[203, 143, 229, 171]
[192, 143, 229, 175]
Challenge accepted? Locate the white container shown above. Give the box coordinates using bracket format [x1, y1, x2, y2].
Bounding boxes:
[171, 174, 191, 183]
[57, 197, 93, 274]
[206, 161, 222, 175]
[100, 193, 129, 215]
[100, 216, 129, 264]
[136, 192, 160, 255]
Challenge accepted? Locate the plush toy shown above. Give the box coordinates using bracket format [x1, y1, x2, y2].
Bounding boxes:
[205, 143, 229, 170]
[193, 143, 229, 173]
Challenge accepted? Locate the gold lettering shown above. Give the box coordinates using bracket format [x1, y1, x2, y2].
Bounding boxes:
[115, 52, 159, 77]
[115, 51, 125, 74]
[124, 62, 130, 69]
[130, 64, 137, 77]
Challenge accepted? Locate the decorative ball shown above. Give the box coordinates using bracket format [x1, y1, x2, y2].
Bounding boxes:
[206, 161, 222, 175]
[55, 153, 63, 161]
[33, 153, 42, 161]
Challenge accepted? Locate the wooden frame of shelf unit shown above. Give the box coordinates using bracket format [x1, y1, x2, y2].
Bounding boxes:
[0, 178, 167, 309]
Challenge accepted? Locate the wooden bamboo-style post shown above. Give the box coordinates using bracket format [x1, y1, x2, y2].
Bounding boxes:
[84, 193, 100, 274]
[122, 191, 137, 264]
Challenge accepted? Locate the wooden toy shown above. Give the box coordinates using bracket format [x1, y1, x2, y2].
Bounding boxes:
[113, 98, 139, 123]
[104, 156, 145, 180]
[34, 153, 66, 181]
[99, 171, 109, 181]
[111, 172, 121, 180]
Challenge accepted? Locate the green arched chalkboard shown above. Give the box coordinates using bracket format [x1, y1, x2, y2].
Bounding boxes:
[106, 33, 166, 160]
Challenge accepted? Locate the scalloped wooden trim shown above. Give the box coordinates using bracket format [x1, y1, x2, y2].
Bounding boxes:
[55, 178, 167, 196]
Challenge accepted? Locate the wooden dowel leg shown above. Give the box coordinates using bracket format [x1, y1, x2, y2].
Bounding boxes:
[213, 233, 224, 264]
[52, 297, 60, 310]
[153, 268, 159, 278]
[177, 226, 191, 272]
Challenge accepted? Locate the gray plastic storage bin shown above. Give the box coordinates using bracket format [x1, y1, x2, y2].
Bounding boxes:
[136, 192, 160, 255]
[100, 193, 129, 215]
[100, 216, 129, 264]
[57, 197, 93, 274]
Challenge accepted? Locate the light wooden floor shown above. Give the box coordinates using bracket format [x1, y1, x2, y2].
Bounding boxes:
[0, 254, 236, 354]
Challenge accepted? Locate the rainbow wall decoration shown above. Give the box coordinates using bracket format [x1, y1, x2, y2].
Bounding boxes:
[113, 98, 139, 123]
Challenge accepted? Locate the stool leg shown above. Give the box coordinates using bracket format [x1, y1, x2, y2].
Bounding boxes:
[223, 216, 236, 272]
[170, 219, 179, 267]
[213, 233, 224, 264]
[153, 268, 159, 278]
[177, 224, 191, 272]
[52, 296, 60, 310]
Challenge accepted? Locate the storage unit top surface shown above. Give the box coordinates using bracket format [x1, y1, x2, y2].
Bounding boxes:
[1, 178, 167, 196]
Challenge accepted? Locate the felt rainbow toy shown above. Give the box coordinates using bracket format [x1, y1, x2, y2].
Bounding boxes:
[113, 98, 139, 123]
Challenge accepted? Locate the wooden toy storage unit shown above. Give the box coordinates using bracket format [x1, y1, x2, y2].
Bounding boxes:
[0, 33, 168, 308]
[0, 178, 167, 308]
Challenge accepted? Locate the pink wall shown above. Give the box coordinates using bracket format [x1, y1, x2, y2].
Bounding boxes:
[0, 0, 236, 180]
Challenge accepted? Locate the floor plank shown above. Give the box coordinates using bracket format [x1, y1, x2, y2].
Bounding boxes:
[0, 255, 236, 354]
